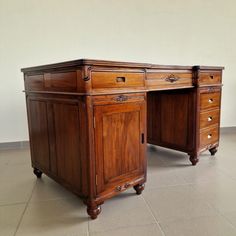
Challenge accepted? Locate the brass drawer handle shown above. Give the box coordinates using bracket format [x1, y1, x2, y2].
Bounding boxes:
[208, 116, 213, 121]
[116, 77, 126, 83]
[114, 95, 128, 102]
[165, 74, 179, 83]
[208, 98, 213, 103]
[115, 186, 122, 192]
[208, 134, 212, 139]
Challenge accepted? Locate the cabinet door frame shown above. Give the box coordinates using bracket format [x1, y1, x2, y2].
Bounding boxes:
[93, 100, 146, 196]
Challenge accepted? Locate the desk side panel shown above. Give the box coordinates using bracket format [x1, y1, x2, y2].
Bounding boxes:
[26, 93, 89, 197]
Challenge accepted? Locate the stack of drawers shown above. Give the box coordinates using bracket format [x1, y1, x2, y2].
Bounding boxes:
[198, 70, 222, 152]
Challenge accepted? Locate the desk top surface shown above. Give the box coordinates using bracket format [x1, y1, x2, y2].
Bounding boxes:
[21, 59, 224, 73]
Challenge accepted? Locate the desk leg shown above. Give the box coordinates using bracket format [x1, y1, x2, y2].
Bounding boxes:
[86, 201, 103, 220]
[189, 153, 199, 166]
[134, 183, 145, 195]
[33, 168, 43, 178]
[209, 147, 218, 156]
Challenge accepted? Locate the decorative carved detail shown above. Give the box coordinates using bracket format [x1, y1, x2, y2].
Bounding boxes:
[83, 66, 92, 81]
[208, 87, 215, 93]
[83, 76, 90, 81]
[165, 74, 179, 83]
[115, 185, 122, 192]
[113, 95, 128, 102]
[124, 183, 130, 188]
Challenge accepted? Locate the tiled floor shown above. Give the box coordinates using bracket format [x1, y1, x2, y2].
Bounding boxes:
[1, 131, 236, 236]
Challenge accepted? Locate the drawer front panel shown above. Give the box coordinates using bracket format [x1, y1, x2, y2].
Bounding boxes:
[200, 109, 220, 129]
[25, 74, 44, 91]
[200, 126, 219, 148]
[200, 92, 221, 110]
[44, 71, 77, 92]
[91, 71, 145, 89]
[199, 71, 221, 86]
[146, 71, 193, 90]
[92, 93, 145, 105]
[25, 71, 77, 92]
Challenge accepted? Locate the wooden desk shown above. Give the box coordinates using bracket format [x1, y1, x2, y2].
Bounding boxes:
[21, 59, 224, 219]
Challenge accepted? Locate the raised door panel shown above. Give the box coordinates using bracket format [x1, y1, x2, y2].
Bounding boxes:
[94, 102, 145, 195]
[52, 102, 82, 192]
[27, 99, 50, 170]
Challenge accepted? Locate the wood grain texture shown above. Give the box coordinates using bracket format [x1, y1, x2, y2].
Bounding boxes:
[146, 70, 193, 90]
[200, 91, 221, 110]
[200, 109, 220, 129]
[147, 89, 194, 152]
[198, 71, 222, 86]
[22, 59, 224, 219]
[91, 70, 145, 89]
[94, 98, 146, 195]
[200, 125, 219, 148]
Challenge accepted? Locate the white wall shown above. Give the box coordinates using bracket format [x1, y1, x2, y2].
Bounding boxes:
[0, 0, 235, 142]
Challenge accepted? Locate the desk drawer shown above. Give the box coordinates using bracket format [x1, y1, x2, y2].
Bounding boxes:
[200, 109, 220, 129]
[92, 93, 145, 105]
[200, 126, 219, 148]
[91, 71, 145, 89]
[199, 71, 221, 86]
[146, 71, 193, 90]
[200, 92, 221, 110]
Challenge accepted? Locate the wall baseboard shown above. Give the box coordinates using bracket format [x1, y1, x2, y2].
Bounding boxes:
[0, 141, 29, 150]
[0, 127, 235, 150]
[220, 126, 236, 134]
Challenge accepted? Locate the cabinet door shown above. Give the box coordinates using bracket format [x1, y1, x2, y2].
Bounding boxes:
[94, 101, 146, 195]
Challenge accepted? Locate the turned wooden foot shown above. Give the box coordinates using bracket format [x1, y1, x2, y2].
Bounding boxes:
[189, 155, 199, 166]
[87, 203, 101, 220]
[209, 147, 218, 156]
[33, 168, 42, 178]
[133, 183, 145, 195]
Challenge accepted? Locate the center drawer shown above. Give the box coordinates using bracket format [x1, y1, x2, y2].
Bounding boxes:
[91, 70, 145, 89]
[146, 70, 193, 90]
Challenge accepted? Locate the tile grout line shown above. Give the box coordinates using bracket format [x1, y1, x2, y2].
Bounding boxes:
[205, 201, 236, 231]
[0, 202, 28, 207]
[141, 195, 166, 236]
[13, 179, 37, 236]
[87, 216, 90, 236]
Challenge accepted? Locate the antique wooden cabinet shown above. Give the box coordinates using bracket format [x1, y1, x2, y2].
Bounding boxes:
[22, 59, 224, 219]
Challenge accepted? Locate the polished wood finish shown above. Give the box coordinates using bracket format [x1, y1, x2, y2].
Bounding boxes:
[147, 89, 195, 152]
[94, 95, 146, 199]
[22, 59, 224, 219]
[200, 91, 221, 110]
[198, 71, 222, 86]
[200, 125, 219, 148]
[200, 109, 220, 129]
[146, 70, 193, 90]
[91, 70, 145, 89]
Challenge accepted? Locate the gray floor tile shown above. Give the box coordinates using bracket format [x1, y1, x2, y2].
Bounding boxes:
[0, 204, 26, 236]
[16, 198, 88, 236]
